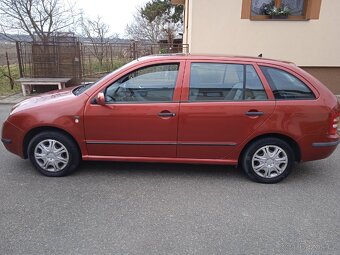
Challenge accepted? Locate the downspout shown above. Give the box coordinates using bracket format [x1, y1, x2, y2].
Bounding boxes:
[185, 0, 189, 47]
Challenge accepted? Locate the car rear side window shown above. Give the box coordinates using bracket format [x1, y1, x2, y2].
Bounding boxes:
[260, 66, 315, 100]
[189, 63, 267, 101]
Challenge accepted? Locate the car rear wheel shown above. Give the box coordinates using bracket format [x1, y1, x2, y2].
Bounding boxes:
[28, 131, 80, 177]
[241, 138, 294, 183]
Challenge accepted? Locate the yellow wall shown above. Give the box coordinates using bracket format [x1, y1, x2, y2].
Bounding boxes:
[185, 0, 340, 66]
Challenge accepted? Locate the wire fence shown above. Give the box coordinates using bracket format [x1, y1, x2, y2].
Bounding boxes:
[15, 40, 189, 85]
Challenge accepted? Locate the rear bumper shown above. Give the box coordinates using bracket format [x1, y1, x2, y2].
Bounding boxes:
[312, 140, 340, 147]
[298, 134, 339, 162]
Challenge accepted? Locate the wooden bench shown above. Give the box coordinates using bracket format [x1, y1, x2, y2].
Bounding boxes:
[16, 78, 71, 96]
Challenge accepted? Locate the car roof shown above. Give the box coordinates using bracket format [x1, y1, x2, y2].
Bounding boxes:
[138, 54, 295, 66]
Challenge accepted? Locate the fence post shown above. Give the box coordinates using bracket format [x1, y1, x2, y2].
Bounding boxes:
[5, 52, 14, 89]
[89, 57, 92, 75]
[110, 45, 113, 70]
[16, 41, 23, 78]
[132, 41, 137, 59]
[6, 51, 14, 89]
[76, 42, 82, 83]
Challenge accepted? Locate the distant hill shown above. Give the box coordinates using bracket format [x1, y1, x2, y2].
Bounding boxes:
[0, 33, 131, 44]
[0, 33, 32, 42]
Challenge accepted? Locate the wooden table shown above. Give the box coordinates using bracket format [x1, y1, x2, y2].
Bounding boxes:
[16, 78, 71, 96]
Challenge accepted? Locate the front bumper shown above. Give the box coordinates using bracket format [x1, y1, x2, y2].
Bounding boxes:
[1, 138, 12, 144]
[1, 120, 25, 158]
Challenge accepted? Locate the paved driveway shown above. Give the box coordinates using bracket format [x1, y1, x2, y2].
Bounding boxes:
[0, 104, 339, 255]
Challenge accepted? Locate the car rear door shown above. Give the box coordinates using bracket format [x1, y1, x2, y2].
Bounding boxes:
[177, 60, 275, 159]
[84, 60, 185, 158]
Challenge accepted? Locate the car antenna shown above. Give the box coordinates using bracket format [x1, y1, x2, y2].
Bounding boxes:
[258, 53, 263, 58]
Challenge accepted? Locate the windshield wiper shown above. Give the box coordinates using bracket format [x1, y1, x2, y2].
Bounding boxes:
[72, 83, 94, 96]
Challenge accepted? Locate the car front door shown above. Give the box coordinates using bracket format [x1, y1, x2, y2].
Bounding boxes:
[177, 61, 275, 160]
[84, 61, 184, 158]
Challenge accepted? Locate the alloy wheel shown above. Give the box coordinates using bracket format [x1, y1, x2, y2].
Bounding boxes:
[251, 145, 288, 178]
[34, 139, 69, 172]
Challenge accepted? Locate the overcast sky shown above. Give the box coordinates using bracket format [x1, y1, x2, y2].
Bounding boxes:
[74, 0, 148, 37]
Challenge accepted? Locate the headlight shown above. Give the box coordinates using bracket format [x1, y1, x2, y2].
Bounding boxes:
[9, 103, 20, 116]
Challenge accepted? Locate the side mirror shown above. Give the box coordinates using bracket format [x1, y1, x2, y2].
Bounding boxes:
[96, 92, 105, 105]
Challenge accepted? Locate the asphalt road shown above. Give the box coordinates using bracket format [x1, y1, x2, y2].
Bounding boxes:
[0, 104, 339, 255]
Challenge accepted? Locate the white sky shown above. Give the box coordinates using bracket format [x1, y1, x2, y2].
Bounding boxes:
[75, 0, 148, 37]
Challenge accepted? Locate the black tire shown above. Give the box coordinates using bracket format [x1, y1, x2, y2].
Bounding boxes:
[28, 131, 80, 177]
[241, 137, 294, 184]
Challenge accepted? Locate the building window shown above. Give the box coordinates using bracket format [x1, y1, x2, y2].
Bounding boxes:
[282, 0, 305, 15]
[241, 0, 322, 20]
[251, 0, 305, 16]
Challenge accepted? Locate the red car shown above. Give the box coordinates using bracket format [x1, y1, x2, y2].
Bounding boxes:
[2, 55, 339, 183]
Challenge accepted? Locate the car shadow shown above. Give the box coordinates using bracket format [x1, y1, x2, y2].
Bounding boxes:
[12, 156, 336, 185]
[75, 160, 247, 182]
[74, 160, 329, 184]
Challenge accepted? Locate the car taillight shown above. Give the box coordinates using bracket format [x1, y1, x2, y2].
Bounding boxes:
[329, 112, 340, 135]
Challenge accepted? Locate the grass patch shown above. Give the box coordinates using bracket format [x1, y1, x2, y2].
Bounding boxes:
[82, 58, 130, 77]
[0, 64, 21, 96]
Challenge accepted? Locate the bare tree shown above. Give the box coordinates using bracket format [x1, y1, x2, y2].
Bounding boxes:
[126, 12, 164, 43]
[140, 0, 183, 45]
[126, 1, 183, 44]
[81, 16, 115, 67]
[0, 0, 77, 42]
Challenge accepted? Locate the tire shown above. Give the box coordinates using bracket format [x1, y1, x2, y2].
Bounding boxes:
[28, 131, 80, 177]
[241, 138, 294, 184]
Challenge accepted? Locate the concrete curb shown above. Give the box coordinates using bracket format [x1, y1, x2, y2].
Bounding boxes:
[0, 93, 32, 104]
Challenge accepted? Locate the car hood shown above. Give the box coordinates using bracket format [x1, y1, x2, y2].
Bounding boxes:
[10, 88, 78, 115]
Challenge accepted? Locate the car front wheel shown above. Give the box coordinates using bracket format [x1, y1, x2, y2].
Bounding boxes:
[241, 138, 294, 183]
[28, 131, 80, 177]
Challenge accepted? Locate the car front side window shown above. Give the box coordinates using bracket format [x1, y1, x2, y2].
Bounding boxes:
[105, 63, 179, 103]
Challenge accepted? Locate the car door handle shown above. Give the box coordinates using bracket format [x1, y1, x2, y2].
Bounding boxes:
[245, 111, 264, 116]
[158, 112, 176, 117]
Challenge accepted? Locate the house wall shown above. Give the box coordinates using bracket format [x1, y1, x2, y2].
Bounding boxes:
[301, 67, 340, 94]
[183, 0, 340, 93]
[186, 0, 340, 66]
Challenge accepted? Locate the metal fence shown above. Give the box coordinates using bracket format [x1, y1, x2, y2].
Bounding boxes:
[0, 43, 17, 65]
[16, 40, 189, 85]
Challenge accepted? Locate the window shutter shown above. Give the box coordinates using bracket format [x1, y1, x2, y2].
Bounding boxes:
[241, 0, 252, 19]
[306, 0, 322, 19]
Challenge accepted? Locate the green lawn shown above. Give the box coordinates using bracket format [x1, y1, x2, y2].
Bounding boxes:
[82, 58, 129, 77]
[0, 64, 21, 96]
